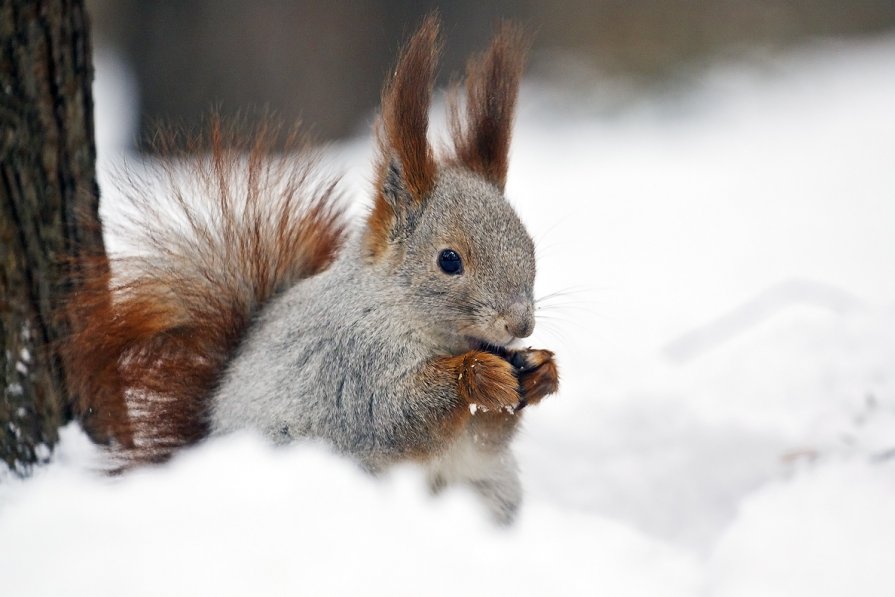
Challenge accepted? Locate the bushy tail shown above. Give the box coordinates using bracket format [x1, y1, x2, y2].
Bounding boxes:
[65, 116, 347, 465]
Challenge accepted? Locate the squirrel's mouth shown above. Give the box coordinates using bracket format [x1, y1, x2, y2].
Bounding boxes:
[466, 336, 513, 356]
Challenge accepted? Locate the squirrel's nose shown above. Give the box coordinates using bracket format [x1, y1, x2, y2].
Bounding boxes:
[503, 300, 534, 339]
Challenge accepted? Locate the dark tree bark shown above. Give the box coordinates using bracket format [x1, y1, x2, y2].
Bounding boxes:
[1, 0, 118, 473]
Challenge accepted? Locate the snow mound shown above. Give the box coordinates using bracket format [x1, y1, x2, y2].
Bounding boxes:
[0, 428, 699, 597]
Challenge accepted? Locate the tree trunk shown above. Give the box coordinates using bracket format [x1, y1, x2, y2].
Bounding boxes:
[1, 0, 118, 474]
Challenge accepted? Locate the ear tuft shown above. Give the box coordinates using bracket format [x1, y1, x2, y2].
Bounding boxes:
[367, 15, 441, 257]
[449, 22, 528, 191]
[380, 14, 440, 202]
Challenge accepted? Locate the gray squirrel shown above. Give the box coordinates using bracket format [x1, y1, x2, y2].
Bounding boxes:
[67, 16, 559, 523]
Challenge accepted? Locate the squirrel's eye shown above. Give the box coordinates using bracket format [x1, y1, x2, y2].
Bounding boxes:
[438, 249, 463, 275]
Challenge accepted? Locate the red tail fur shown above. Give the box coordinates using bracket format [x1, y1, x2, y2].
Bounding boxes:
[64, 115, 347, 465]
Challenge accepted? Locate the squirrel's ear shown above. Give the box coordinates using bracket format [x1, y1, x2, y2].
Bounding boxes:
[367, 15, 440, 255]
[449, 23, 528, 192]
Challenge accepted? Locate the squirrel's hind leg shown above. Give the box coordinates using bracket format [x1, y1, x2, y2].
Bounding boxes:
[425, 434, 522, 525]
[469, 453, 522, 525]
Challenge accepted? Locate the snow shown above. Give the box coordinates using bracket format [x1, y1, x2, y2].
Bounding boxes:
[2, 34, 895, 595]
[708, 460, 895, 597]
[0, 428, 700, 596]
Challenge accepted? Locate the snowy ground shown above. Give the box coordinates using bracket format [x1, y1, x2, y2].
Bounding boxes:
[2, 35, 895, 596]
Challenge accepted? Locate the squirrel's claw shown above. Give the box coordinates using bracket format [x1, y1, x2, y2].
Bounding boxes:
[457, 347, 559, 415]
[512, 349, 559, 407]
[456, 351, 521, 413]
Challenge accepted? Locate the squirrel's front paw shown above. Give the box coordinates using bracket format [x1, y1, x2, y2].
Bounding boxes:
[508, 348, 559, 408]
[457, 351, 520, 414]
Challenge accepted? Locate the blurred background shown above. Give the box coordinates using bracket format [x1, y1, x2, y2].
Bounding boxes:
[86, 0, 895, 148]
[3, 3, 893, 596]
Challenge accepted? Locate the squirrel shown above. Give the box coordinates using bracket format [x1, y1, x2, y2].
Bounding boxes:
[66, 16, 559, 523]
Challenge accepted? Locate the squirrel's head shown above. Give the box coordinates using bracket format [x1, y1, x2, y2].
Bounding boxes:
[363, 16, 535, 351]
